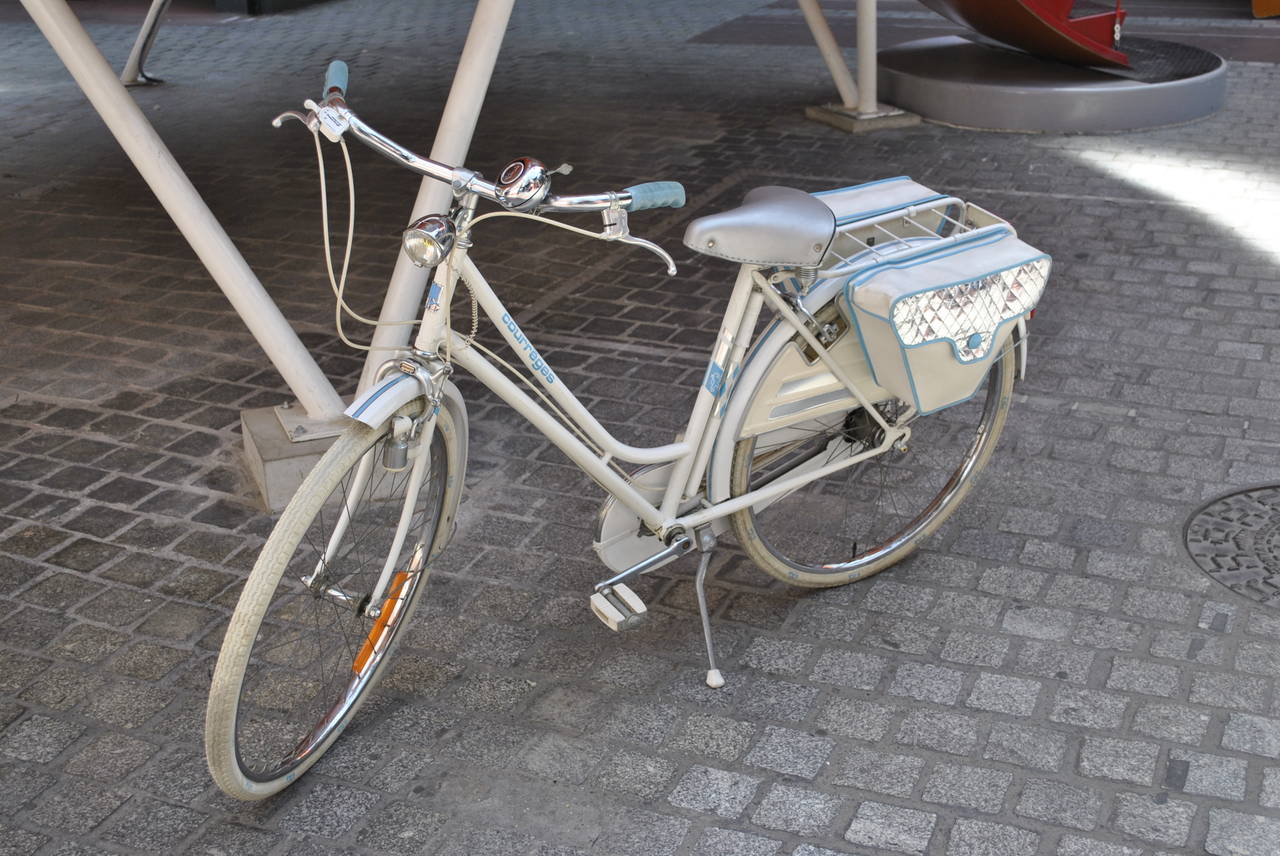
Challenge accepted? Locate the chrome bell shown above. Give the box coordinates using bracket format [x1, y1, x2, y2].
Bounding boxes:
[495, 157, 552, 212]
[401, 214, 456, 268]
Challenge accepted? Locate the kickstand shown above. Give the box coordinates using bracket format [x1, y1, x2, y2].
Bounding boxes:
[693, 531, 725, 689]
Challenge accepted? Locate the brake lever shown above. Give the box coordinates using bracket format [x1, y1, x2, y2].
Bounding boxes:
[602, 208, 677, 276]
[272, 109, 319, 132]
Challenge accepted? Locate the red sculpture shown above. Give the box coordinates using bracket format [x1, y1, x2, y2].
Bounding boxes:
[919, 0, 1130, 68]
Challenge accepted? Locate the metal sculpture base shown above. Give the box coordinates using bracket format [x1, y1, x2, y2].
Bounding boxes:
[877, 36, 1226, 133]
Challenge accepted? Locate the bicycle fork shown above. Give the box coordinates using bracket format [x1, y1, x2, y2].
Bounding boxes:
[303, 356, 450, 620]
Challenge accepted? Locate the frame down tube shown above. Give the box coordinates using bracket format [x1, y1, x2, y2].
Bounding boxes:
[451, 256, 692, 467]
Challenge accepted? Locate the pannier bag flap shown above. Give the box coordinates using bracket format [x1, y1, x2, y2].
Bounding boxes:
[849, 228, 1049, 363]
[839, 226, 1050, 414]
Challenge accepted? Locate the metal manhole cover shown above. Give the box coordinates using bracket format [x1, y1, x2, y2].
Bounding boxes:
[1185, 486, 1280, 606]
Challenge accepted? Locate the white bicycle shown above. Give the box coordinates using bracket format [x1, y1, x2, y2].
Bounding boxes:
[205, 62, 1051, 800]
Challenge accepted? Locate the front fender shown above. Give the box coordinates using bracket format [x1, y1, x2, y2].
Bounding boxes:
[346, 375, 469, 560]
[346, 373, 430, 428]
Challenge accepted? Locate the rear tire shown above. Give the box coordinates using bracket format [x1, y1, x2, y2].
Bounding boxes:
[728, 345, 1014, 587]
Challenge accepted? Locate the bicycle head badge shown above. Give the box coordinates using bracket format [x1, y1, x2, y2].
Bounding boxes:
[401, 215, 456, 268]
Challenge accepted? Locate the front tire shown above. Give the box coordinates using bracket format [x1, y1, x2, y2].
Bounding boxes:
[205, 403, 458, 800]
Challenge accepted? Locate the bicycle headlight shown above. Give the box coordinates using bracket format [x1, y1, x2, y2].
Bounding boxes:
[401, 215, 456, 268]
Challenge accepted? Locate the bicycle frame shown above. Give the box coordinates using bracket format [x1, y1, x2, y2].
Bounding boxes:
[414, 214, 908, 541]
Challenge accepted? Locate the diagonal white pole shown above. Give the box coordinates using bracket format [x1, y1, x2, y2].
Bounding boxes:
[20, 0, 346, 420]
[120, 0, 171, 85]
[798, 0, 858, 109]
[355, 0, 516, 392]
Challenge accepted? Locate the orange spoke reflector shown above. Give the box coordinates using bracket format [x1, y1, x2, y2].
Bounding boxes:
[353, 571, 412, 675]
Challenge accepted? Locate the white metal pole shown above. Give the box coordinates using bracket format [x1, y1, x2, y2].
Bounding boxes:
[797, 0, 858, 109]
[856, 0, 879, 116]
[21, 0, 345, 420]
[356, 0, 516, 392]
[120, 0, 171, 85]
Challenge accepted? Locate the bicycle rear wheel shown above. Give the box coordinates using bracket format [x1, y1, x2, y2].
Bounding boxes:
[728, 342, 1014, 587]
[205, 402, 459, 800]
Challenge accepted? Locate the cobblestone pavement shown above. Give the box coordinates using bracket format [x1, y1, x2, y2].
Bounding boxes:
[3, 0, 1280, 854]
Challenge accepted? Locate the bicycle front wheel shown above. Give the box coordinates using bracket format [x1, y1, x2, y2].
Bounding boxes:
[205, 402, 459, 800]
[728, 343, 1014, 587]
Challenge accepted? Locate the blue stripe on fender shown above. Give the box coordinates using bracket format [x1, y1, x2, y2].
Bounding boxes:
[349, 374, 409, 419]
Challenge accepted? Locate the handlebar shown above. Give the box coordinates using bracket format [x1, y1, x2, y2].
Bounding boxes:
[307, 62, 685, 216]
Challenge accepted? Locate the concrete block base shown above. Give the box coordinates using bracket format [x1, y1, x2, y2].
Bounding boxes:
[242, 405, 342, 512]
[804, 103, 922, 134]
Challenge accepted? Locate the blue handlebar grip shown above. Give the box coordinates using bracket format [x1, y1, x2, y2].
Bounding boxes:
[624, 181, 686, 211]
[322, 60, 349, 99]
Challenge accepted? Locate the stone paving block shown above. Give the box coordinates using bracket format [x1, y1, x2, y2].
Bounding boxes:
[1222, 713, 1280, 758]
[1071, 614, 1142, 651]
[601, 702, 680, 746]
[1106, 656, 1181, 696]
[928, 591, 1002, 626]
[1078, 737, 1159, 785]
[1015, 641, 1094, 684]
[940, 630, 1008, 667]
[897, 710, 979, 756]
[738, 636, 812, 676]
[0, 714, 82, 763]
[1207, 808, 1280, 856]
[1169, 750, 1248, 800]
[1050, 687, 1128, 730]
[736, 675, 821, 722]
[1002, 605, 1075, 640]
[517, 732, 601, 786]
[667, 765, 760, 819]
[595, 750, 677, 800]
[786, 602, 862, 642]
[810, 649, 887, 690]
[0, 822, 46, 856]
[862, 580, 936, 617]
[101, 797, 208, 850]
[792, 847, 848, 856]
[1016, 778, 1101, 831]
[692, 828, 781, 856]
[190, 823, 282, 856]
[946, 818, 1038, 856]
[669, 712, 754, 761]
[745, 726, 834, 779]
[1190, 671, 1270, 713]
[1056, 836, 1140, 856]
[889, 663, 964, 705]
[1045, 576, 1115, 612]
[861, 616, 939, 656]
[844, 801, 936, 855]
[815, 697, 895, 742]
[1133, 702, 1211, 746]
[966, 672, 1041, 716]
[922, 763, 1012, 814]
[62, 732, 157, 781]
[1113, 792, 1196, 847]
[24, 777, 127, 835]
[750, 783, 841, 836]
[832, 747, 924, 798]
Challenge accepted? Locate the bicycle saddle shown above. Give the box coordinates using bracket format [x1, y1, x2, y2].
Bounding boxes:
[683, 186, 835, 268]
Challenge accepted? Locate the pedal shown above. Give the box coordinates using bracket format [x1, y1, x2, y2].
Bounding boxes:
[589, 583, 648, 632]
